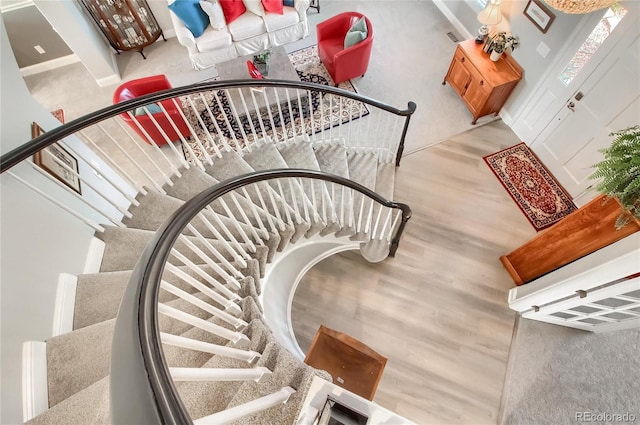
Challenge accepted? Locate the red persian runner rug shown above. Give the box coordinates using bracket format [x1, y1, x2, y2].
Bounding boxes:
[483, 143, 577, 231]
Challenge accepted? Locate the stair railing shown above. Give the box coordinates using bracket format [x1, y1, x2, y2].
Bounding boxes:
[110, 169, 410, 424]
[1, 80, 415, 230]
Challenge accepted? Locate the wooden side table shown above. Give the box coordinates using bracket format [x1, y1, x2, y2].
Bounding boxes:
[304, 325, 387, 401]
[443, 39, 522, 124]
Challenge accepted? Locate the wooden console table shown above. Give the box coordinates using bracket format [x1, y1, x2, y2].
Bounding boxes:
[443, 39, 522, 124]
[501, 195, 640, 286]
[304, 325, 387, 401]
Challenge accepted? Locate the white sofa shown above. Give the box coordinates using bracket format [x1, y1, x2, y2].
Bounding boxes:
[168, 0, 310, 70]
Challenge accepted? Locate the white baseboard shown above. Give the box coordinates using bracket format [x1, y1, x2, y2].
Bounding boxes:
[96, 73, 122, 87]
[163, 28, 176, 39]
[52, 273, 78, 337]
[22, 341, 48, 422]
[83, 237, 105, 274]
[432, 0, 474, 40]
[0, 0, 33, 13]
[20, 54, 81, 77]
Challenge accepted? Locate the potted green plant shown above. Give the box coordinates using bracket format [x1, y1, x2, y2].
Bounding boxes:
[252, 50, 271, 75]
[590, 125, 640, 228]
[487, 32, 520, 61]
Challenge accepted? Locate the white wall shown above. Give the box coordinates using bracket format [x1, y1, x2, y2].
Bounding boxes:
[0, 17, 131, 423]
[33, 0, 121, 86]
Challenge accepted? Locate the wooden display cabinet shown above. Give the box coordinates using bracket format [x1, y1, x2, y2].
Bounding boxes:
[80, 0, 165, 59]
[443, 39, 522, 124]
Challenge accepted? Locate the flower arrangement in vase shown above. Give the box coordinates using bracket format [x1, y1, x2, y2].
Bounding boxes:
[485, 32, 520, 61]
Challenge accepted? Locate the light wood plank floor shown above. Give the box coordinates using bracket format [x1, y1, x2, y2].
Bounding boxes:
[291, 120, 537, 424]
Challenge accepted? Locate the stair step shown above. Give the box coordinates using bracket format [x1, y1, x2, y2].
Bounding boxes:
[165, 167, 282, 237]
[96, 226, 257, 273]
[123, 190, 262, 244]
[224, 343, 314, 425]
[312, 142, 350, 179]
[375, 161, 396, 201]
[347, 150, 378, 191]
[25, 376, 110, 425]
[46, 319, 114, 407]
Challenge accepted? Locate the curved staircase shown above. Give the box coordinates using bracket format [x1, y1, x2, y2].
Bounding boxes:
[2, 80, 415, 424]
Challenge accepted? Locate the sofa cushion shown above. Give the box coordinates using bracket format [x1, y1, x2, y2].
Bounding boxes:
[344, 16, 368, 48]
[199, 0, 226, 30]
[219, 0, 246, 24]
[263, 7, 298, 32]
[168, 0, 210, 37]
[227, 12, 266, 41]
[243, 0, 265, 16]
[195, 26, 233, 51]
[261, 0, 283, 14]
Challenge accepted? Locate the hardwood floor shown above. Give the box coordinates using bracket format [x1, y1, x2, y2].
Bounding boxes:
[291, 120, 537, 424]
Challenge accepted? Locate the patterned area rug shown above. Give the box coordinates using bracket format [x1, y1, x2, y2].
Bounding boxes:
[181, 45, 369, 162]
[51, 109, 65, 123]
[484, 143, 577, 231]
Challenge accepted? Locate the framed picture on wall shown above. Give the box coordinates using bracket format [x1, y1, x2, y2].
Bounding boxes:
[32, 122, 82, 195]
[524, 0, 556, 34]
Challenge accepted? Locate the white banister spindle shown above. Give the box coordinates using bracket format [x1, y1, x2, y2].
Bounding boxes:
[160, 280, 247, 329]
[42, 149, 133, 219]
[175, 236, 241, 289]
[80, 130, 148, 196]
[29, 165, 124, 227]
[153, 102, 195, 169]
[215, 90, 244, 153]
[197, 93, 230, 156]
[7, 171, 104, 232]
[158, 303, 249, 344]
[96, 122, 171, 191]
[193, 387, 296, 425]
[169, 366, 271, 382]
[388, 210, 402, 242]
[215, 199, 262, 247]
[160, 333, 260, 364]
[178, 97, 214, 167]
[230, 190, 270, 237]
[184, 223, 246, 276]
[125, 111, 181, 181]
[61, 143, 139, 206]
[165, 260, 242, 312]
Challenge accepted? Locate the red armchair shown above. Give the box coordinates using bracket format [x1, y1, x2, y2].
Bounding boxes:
[113, 75, 190, 146]
[317, 12, 373, 85]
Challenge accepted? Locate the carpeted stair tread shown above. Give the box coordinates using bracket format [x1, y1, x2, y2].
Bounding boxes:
[25, 376, 110, 425]
[204, 149, 297, 248]
[96, 227, 253, 272]
[164, 166, 220, 200]
[176, 325, 271, 421]
[225, 343, 313, 425]
[122, 190, 260, 243]
[73, 267, 207, 330]
[375, 161, 396, 201]
[46, 319, 115, 407]
[164, 167, 278, 235]
[204, 149, 255, 182]
[242, 142, 314, 234]
[312, 142, 350, 178]
[277, 139, 331, 239]
[346, 150, 378, 191]
[277, 139, 321, 171]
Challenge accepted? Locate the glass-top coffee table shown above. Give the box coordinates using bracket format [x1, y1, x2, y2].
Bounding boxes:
[216, 46, 304, 116]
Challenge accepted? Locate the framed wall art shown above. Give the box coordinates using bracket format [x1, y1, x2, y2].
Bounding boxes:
[524, 0, 556, 34]
[32, 122, 82, 194]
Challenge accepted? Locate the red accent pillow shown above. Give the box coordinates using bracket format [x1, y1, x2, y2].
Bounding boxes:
[219, 0, 246, 24]
[261, 0, 283, 14]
